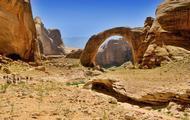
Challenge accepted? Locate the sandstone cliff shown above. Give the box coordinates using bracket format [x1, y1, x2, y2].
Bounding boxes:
[34, 17, 65, 56]
[0, 0, 39, 62]
[96, 39, 132, 68]
[141, 0, 190, 68]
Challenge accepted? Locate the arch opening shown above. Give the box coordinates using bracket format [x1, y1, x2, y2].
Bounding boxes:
[95, 35, 133, 68]
[6, 53, 21, 61]
[80, 27, 140, 68]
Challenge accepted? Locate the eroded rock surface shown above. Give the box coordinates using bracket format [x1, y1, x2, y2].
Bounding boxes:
[0, 0, 38, 61]
[66, 49, 83, 59]
[81, 0, 190, 68]
[96, 38, 132, 68]
[141, 0, 190, 67]
[34, 17, 65, 56]
[80, 27, 145, 67]
[84, 79, 190, 105]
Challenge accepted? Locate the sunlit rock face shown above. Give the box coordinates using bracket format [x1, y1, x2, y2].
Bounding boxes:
[80, 27, 145, 67]
[96, 39, 132, 68]
[0, 0, 37, 61]
[34, 17, 65, 55]
[148, 0, 190, 48]
[141, 0, 190, 67]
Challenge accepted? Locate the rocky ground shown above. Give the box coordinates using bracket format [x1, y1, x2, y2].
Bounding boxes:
[0, 56, 190, 120]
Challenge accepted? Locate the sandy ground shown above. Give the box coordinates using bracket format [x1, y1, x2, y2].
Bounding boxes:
[0, 57, 190, 120]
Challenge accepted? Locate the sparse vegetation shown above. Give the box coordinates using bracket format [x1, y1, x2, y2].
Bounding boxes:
[66, 80, 85, 87]
[0, 57, 189, 119]
[0, 83, 10, 93]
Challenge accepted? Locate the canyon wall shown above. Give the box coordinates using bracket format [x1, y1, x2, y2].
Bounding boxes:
[0, 0, 39, 61]
[34, 17, 65, 56]
[141, 0, 190, 67]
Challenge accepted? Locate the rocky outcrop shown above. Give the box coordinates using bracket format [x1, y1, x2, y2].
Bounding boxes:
[81, 0, 190, 68]
[34, 17, 65, 56]
[141, 0, 190, 67]
[0, 0, 39, 62]
[66, 49, 83, 59]
[84, 79, 190, 105]
[96, 39, 132, 68]
[141, 45, 190, 68]
[80, 27, 145, 67]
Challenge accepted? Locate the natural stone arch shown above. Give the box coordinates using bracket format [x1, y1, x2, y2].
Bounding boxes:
[80, 27, 143, 67]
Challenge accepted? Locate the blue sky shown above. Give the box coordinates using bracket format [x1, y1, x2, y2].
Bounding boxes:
[31, 0, 163, 48]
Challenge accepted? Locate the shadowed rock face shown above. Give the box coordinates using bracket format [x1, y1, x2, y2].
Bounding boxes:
[96, 39, 132, 68]
[34, 17, 65, 56]
[0, 0, 38, 61]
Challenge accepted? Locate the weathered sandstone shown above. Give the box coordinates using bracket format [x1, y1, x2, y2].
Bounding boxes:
[80, 27, 145, 67]
[66, 49, 83, 59]
[34, 17, 65, 56]
[84, 79, 190, 105]
[141, 0, 190, 67]
[0, 0, 39, 62]
[81, 0, 190, 68]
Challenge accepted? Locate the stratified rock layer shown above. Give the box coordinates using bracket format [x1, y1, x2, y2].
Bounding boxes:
[141, 0, 190, 67]
[96, 39, 132, 68]
[34, 17, 65, 56]
[0, 0, 38, 61]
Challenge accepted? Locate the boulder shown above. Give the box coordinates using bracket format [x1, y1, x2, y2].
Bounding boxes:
[34, 17, 65, 56]
[84, 78, 190, 105]
[96, 38, 132, 68]
[0, 0, 40, 62]
[141, 45, 190, 68]
[66, 49, 83, 59]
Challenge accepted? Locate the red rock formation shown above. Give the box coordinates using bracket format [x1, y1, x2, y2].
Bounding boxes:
[81, 0, 190, 68]
[0, 0, 40, 62]
[80, 27, 145, 67]
[34, 17, 65, 56]
[48, 29, 65, 54]
[141, 0, 190, 67]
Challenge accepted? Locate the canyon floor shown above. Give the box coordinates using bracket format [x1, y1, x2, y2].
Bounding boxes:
[0, 56, 190, 120]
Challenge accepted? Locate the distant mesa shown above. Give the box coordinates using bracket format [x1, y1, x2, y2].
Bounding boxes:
[34, 17, 65, 56]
